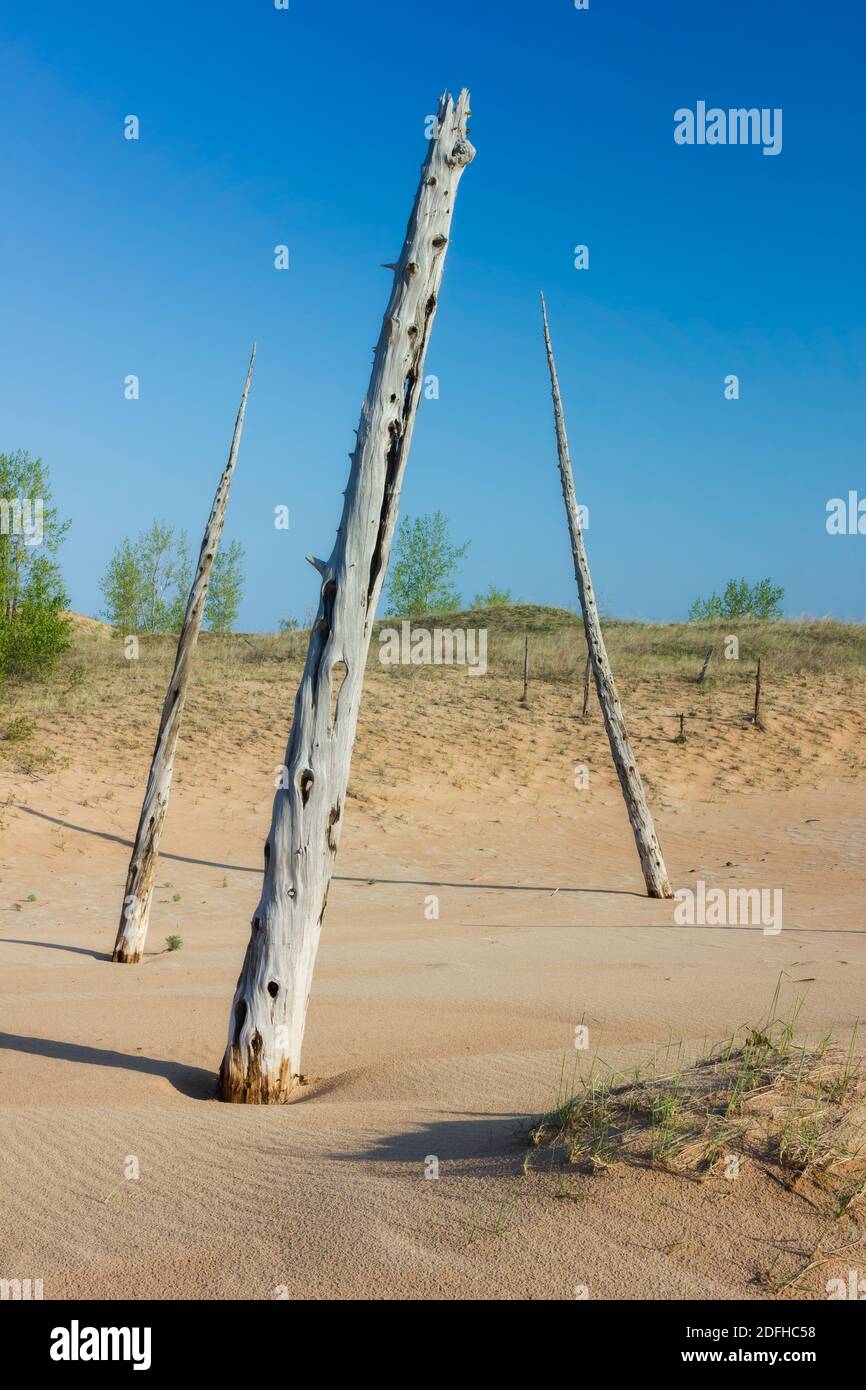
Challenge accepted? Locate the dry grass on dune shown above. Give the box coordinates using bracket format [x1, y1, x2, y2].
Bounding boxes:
[1, 607, 865, 805]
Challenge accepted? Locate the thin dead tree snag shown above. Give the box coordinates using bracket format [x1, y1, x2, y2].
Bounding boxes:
[697, 647, 713, 685]
[218, 92, 475, 1103]
[581, 651, 591, 721]
[522, 632, 529, 702]
[112, 346, 256, 964]
[540, 295, 673, 899]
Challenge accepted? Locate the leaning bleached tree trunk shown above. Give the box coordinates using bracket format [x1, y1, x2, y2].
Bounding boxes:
[112, 346, 256, 962]
[218, 92, 475, 1102]
[540, 296, 672, 898]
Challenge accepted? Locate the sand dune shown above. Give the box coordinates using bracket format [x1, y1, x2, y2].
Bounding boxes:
[1, 620, 865, 1299]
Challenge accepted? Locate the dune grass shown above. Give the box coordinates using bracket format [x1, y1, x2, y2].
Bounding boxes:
[12, 604, 865, 702]
[528, 979, 866, 1204]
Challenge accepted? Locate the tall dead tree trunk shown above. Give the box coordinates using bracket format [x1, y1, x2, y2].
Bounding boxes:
[112, 346, 256, 963]
[540, 295, 673, 899]
[218, 92, 475, 1103]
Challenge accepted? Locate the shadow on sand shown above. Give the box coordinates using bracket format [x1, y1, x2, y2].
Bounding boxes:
[0, 937, 111, 961]
[329, 1111, 528, 1170]
[13, 804, 644, 898]
[0, 1032, 215, 1100]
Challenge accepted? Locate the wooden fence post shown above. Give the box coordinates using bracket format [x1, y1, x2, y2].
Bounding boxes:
[218, 92, 475, 1102]
[540, 296, 673, 898]
[112, 346, 256, 963]
[581, 651, 591, 721]
[753, 658, 764, 730]
[697, 647, 713, 685]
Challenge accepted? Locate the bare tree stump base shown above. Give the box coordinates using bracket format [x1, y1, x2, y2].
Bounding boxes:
[217, 1048, 297, 1105]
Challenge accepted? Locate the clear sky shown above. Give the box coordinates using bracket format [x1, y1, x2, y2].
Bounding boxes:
[1, 0, 864, 629]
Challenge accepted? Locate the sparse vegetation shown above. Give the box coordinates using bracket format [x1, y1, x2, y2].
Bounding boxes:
[165, 935, 183, 952]
[5, 607, 866, 808]
[529, 983, 865, 1210]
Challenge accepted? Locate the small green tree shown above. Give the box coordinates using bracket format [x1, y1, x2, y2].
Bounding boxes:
[204, 539, 244, 632]
[471, 584, 515, 609]
[165, 532, 192, 633]
[0, 451, 71, 678]
[747, 577, 786, 620]
[137, 521, 187, 633]
[99, 538, 142, 632]
[0, 451, 69, 619]
[100, 521, 190, 633]
[385, 511, 469, 616]
[689, 577, 784, 622]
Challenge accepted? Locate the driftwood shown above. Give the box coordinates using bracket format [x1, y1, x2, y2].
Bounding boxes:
[112, 347, 256, 963]
[218, 91, 475, 1103]
[540, 295, 673, 899]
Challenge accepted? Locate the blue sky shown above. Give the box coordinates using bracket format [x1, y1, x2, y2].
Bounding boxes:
[1, 0, 864, 628]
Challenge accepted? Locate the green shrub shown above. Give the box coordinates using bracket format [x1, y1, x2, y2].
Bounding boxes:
[5, 715, 34, 741]
[0, 580, 71, 679]
[471, 585, 516, 609]
[689, 578, 784, 623]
